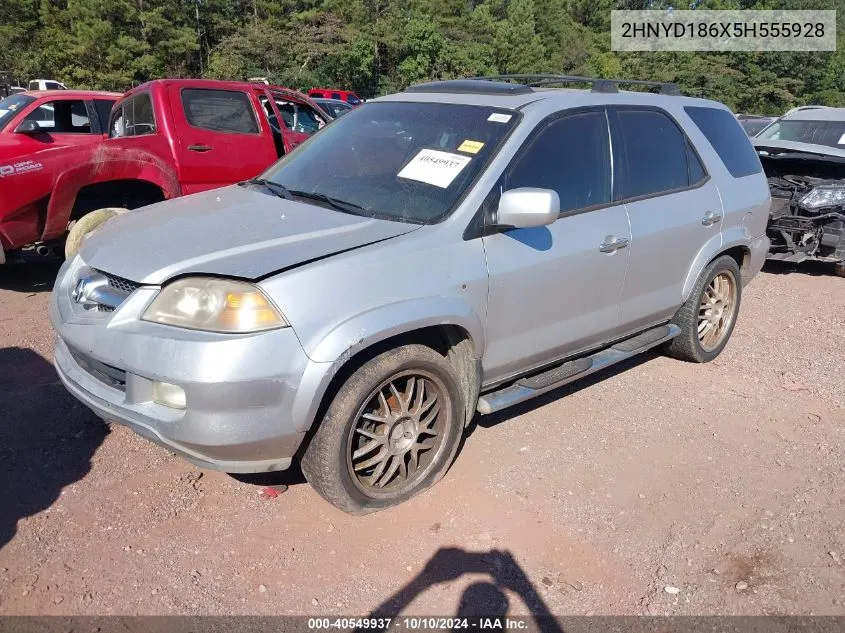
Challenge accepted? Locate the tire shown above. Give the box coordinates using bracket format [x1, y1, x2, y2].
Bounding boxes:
[64, 208, 126, 259]
[664, 255, 742, 363]
[834, 262, 845, 278]
[301, 344, 466, 514]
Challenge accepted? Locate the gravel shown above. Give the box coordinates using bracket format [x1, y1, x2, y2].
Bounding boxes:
[0, 262, 843, 616]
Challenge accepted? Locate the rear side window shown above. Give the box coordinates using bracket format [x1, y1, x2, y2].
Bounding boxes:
[181, 88, 258, 134]
[331, 92, 342, 100]
[615, 109, 689, 199]
[685, 106, 762, 178]
[508, 111, 611, 214]
[687, 141, 707, 185]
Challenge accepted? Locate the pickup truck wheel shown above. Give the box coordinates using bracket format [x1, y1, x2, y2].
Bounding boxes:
[64, 208, 126, 259]
[834, 262, 845, 278]
[665, 255, 742, 363]
[302, 344, 465, 514]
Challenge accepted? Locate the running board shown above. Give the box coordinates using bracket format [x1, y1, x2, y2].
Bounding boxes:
[476, 324, 680, 415]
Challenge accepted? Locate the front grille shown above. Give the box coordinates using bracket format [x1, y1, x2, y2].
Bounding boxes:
[98, 270, 140, 295]
[68, 346, 126, 392]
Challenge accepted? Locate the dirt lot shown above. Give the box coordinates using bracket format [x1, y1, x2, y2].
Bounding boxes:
[0, 261, 843, 617]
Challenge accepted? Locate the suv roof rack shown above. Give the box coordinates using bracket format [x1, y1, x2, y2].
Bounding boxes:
[405, 79, 534, 96]
[470, 74, 681, 96]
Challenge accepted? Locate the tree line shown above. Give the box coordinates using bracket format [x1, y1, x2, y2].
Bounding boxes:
[1, 0, 843, 114]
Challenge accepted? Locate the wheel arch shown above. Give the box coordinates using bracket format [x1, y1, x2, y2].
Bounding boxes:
[293, 317, 483, 454]
[41, 148, 181, 240]
[682, 235, 750, 302]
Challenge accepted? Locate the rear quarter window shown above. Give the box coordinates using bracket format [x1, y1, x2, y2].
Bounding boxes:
[684, 106, 763, 178]
[181, 88, 259, 134]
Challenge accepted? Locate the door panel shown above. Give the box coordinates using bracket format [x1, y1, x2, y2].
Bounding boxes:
[620, 184, 723, 330]
[482, 206, 632, 382]
[481, 109, 631, 384]
[168, 86, 277, 193]
[609, 107, 724, 331]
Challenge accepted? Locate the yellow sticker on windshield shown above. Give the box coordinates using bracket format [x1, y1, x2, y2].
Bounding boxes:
[458, 140, 485, 154]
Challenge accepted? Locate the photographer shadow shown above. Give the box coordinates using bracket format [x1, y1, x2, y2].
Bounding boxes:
[0, 346, 108, 548]
[359, 548, 563, 633]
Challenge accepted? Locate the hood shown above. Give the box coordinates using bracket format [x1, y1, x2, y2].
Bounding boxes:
[752, 138, 845, 160]
[79, 185, 421, 285]
[755, 140, 845, 182]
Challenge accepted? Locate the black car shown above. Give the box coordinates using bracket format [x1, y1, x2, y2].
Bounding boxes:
[737, 114, 777, 137]
[313, 97, 354, 119]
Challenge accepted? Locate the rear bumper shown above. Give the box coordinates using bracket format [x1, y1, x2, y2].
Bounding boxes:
[745, 234, 770, 285]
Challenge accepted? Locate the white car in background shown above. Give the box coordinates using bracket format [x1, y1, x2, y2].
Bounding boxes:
[28, 79, 67, 91]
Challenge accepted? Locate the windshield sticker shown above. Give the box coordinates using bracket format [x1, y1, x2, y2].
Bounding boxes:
[0, 160, 43, 178]
[458, 140, 485, 154]
[837, 133, 845, 145]
[488, 113, 512, 123]
[397, 149, 472, 188]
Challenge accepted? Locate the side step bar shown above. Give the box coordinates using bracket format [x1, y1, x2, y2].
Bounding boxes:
[476, 324, 680, 415]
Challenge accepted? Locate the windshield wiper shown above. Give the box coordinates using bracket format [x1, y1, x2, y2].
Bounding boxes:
[287, 190, 368, 216]
[241, 178, 293, 200]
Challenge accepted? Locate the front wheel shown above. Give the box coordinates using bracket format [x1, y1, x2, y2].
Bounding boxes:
[301, 344, 466, 514]
[664, 255, 742, 363]
[834, 261, 845, 278]
[64, 208, 126, 259]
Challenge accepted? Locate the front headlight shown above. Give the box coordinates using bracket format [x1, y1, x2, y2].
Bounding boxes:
[142, 277, 287, 333]
[799, 185, 845, 211]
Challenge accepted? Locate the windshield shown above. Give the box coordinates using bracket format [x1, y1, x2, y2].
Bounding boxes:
[757, 118, 845, 149]
[261, 101, 518, 224]
[0, 94, 35, 131]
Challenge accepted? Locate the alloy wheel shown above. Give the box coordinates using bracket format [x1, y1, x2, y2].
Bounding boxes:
[697, 270, 738, 352]
[346, 370, 451, 499]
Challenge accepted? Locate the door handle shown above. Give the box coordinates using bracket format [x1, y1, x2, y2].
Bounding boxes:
[187, 144, 213, 152]
[599, 237, 630, 253]
[701, 211, 723, 226]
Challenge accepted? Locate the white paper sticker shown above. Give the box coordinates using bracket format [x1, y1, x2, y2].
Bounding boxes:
[837, 133, 845, 145]
[488, 113, 512, 123]
[397, 149, 472, 188]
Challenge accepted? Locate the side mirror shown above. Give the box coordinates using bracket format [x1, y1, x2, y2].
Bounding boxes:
[495, 188, 560, 229]
[14, 120, 41, 134]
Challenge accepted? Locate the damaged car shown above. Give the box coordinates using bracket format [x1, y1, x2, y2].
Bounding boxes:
[753, 107, 845, 276]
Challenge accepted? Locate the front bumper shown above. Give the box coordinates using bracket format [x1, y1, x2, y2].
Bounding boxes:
[49, 259, 318, 473]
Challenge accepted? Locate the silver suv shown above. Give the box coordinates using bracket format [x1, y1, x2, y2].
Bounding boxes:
[50, 75, 771, 514]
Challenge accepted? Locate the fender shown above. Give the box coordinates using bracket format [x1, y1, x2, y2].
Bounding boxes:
[681, 226, 749, 302]
[42, 144, 182, 240]
[289, 297, 486, 432]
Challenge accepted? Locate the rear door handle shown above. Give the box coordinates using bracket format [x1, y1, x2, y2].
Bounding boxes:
[599, 237, 630, 253]
[701, 211, 723, 226]
[187, 144, 213, 152]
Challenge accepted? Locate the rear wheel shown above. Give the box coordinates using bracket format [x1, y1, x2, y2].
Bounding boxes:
[65, 208, 126, 258]
[665, 255, 742, 363]
[301, 344, 465, 514]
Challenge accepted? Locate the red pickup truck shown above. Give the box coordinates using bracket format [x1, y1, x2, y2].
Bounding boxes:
[0, 79, 328, 263]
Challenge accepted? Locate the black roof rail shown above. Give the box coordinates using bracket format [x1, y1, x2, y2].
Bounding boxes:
[405, 79, 534, 96]
[470, 74, 681, 96]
